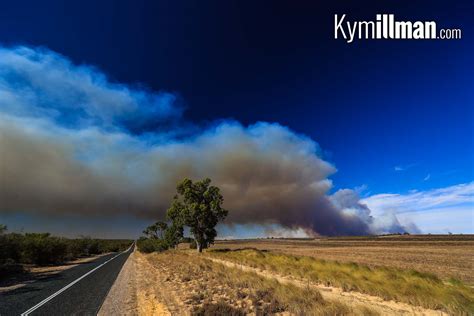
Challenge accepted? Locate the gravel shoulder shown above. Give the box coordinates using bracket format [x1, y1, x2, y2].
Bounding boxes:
[99, 250, 177, 316]
[98, 250, 139, 315]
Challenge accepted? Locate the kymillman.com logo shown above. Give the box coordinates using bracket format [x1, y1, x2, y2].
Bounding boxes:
[335, 14, 462, 43]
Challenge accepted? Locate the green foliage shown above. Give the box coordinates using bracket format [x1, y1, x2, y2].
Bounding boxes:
[0, 233, 23, 263]
[0, 233, 24, 278]
[0, 227, 132, 279]
[21, 233, 69, 265]
[138, 177, 227, 254]
[0, 224, 7, 234]
[167, 178, 228, 252]
[138, 220, 182, 253]
[164, 224, 183, 249]
[143, 221, 168, 239]
[180, 237, 194, 243]
[136, 237, 168, 253]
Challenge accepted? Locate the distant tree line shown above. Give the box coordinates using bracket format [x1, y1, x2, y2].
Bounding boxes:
[0, 227, 132, 279]
[137, 178, 228, 253]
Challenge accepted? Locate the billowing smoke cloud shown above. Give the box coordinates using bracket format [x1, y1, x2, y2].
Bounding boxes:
[0, 46, 411, 236]
[0, 46, 181, 132]
[330, 188, 419, 234]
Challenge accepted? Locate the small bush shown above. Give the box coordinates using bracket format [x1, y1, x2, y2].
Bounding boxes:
[192, 301, 246, 316]
[0, 233, 23, 264]
[21, 233, 69, 265]
[0, 259, 24, 279]
[87, 239, 101, 255]
[137, 237, 169, 253]
[181, 237, 194, 243]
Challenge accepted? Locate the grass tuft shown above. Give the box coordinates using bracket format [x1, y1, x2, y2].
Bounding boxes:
[192, 300, 246, 316]
[146, 251, 377, 315]
[208, 248, 474, 314]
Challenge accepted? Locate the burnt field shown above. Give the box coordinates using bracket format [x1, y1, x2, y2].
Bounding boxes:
[213, 235, 474, 285]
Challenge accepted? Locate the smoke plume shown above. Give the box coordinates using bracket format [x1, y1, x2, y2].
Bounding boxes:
[0, 46, 413, 236]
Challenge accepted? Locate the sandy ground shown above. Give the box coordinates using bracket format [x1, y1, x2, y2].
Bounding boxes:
[29, 254, 109, 274]
[99, 250, 181, 316]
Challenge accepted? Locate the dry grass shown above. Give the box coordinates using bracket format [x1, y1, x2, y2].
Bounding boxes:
[213, 235, 474, 284]
[142, 251, 378, 315]
[208, 248, 474, 315]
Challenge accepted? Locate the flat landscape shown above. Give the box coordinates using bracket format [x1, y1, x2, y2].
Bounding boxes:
[98, 235, 474, 315]
[213, 235, 474, 285]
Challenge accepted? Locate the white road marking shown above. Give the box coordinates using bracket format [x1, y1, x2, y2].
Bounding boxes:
[21, 244, 133, 316]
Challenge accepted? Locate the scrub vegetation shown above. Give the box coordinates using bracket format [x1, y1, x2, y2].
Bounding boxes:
[207, 248, 474, 314]
[0, 226, 131, 279]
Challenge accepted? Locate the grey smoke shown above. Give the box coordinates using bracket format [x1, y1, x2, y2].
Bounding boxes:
[0, 45, 413, 236]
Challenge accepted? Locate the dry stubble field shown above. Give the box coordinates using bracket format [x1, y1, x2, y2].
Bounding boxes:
[213, 235, 474, 285]
[99, 235, 474, 315]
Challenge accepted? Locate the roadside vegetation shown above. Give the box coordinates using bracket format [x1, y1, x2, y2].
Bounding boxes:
[0, 226, 131, 279]
[140, 251, 377, 315]
[208, 248, 474, 314]
[138, 177, 228, 253]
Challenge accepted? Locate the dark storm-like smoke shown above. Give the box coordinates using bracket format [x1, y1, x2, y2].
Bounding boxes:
[0, 46, 412, 235]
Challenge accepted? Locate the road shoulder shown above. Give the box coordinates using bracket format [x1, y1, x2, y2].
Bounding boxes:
[98, 250, 139, 315]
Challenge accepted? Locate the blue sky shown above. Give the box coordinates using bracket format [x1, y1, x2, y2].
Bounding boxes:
[0, 1, 472, 237]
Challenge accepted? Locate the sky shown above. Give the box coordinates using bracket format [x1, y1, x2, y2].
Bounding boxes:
[0, 0, 472, 238]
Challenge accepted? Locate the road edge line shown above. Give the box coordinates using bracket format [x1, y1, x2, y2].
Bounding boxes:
[20, 245, 132, 316]
[95, 242, 135, 314]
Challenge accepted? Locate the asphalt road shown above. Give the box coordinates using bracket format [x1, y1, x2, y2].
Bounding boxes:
[0, 244, 134, 316]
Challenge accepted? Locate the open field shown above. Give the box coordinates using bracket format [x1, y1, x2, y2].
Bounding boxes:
[5, 235, 472, 315]
[207, 248, 473, 314]
[212, 235, 474, 285]
[111, 250, 382, 315]
[101, 240, 474, 315]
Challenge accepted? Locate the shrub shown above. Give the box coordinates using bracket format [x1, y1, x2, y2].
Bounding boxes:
[0, 233, 23, 264]
[0, 259, 24, 279]
[137, 237, 169, 253]
[21, 233, 69, 265]
[181, 237, 194, 243]
[87, 239, 101, 255]
[192, 301, 246, 316]
[0, 228, 132, 280]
